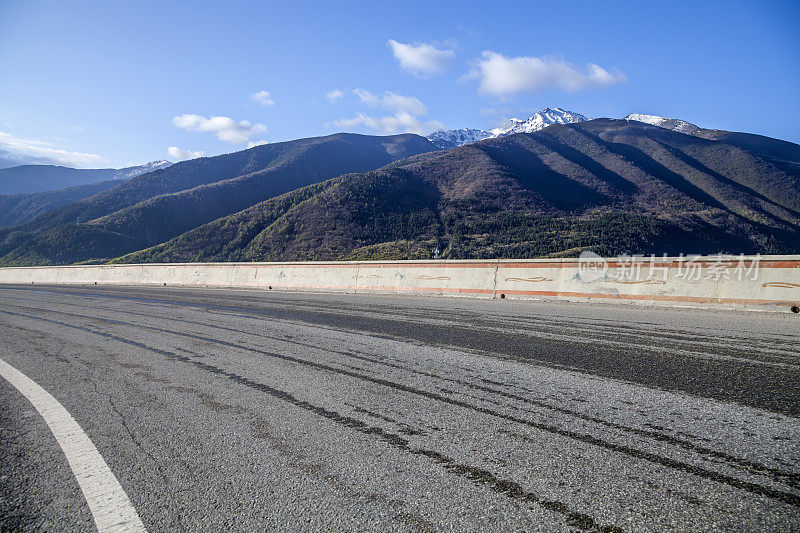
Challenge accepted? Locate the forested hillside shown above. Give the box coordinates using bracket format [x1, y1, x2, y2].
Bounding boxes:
[116, 119, 800, 264]
[0, 133, 435, 265]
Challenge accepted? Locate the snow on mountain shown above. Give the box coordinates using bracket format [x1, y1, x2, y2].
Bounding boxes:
[427, 128, 493, 149]
[428, 109, 705, 150]
[624, 113, 700, 135]
[114, 160, 173, 179]
[490, 108, 589, 136]
[428, 107, 589, 148]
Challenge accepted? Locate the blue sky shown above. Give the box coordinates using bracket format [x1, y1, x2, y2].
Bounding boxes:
[0, 0, 798, 168]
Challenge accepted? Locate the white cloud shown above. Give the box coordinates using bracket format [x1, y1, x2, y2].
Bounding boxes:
[167, 146, 205, 160]
[325, 89, 344, 102]
[352, 89, 427, 115]
[381, 92, 427, 115]
[0, 131, 103, 167]
[334, 89, 440, 135]
[172, 114, 267, 144]
[246, 139, 269, 148]
[353, 88, 379, 105]
[467, 51, 627, 97]
[332, 113, 380, 131]
[387, 39, 455, 77]
[251, 90, 275, 106]
[332, 111, 442, 136]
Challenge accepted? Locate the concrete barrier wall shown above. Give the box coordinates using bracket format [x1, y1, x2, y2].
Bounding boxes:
[0, 256, 798, 312]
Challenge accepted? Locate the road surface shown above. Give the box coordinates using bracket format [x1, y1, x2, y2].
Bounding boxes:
[1, 285, 798, 531]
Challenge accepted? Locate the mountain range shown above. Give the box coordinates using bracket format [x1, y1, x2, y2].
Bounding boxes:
[0, 160, 172, 195]
[0, 178, 129, 227]
[118, 118, 799, 264]
[0, 134, 434, 265]
[428, 107, 588, 149]
[0, 112, 798, 266]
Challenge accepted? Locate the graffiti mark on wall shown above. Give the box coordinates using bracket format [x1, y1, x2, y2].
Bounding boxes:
[763, 282, 800, 289]
[608, 279, 667, 285]
[505, 277, 553, 283]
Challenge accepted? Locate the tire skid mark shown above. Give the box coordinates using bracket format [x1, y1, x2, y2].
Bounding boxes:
[376, 308, 798, 368]
[9, 285, 800, 400]
[10, 283, 800, 352]
[481, 312, 800, 354]
[166, 386, 437, 530]
[5, 295, 799, 483]
[6, 287, 795, 368]
[8, 289, 791, 379]
[6, 296, 799, 489]
[398, 311, 799, 368]
[2, 306, 799, 509]
[0, 309, 621, 533]
[209, 303, 797, 369]
[345, 404, 426, 436]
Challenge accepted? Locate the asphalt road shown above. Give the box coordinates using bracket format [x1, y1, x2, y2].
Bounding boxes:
[1, 284, 798, 532]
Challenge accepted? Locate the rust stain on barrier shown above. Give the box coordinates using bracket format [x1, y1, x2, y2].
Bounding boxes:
[505, 277, 553, 283]
[419, 275, 451, 280]
[499, 289, 793, 305]
[763, 282, 800, 289]
[257, 283, 794, 305]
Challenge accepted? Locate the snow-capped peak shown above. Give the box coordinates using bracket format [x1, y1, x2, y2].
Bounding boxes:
[428, 107, 589, 149]
[624, 113, 700, 135]
[115, 160, 173, 179]
[427, 128, 493, 149]
[490, 107, 589, 136]
[427, 109, 705, 150]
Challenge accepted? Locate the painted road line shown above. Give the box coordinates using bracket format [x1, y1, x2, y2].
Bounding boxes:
[0, 356, 146, 532]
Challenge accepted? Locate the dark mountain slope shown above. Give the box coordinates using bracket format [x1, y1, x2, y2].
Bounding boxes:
[574, 120, 800, 225]
[0, 178, 126, 227]
[0, 133, 435, 265]
[21, 133, 431, 232]
[118, 119, 800, 264]
[90, 135, 433, 248]
[694, 129, 800, 163]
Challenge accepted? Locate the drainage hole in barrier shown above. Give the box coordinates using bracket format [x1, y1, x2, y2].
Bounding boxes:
[792, 305, 799, 314]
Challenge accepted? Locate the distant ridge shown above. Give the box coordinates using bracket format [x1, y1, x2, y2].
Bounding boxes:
[0, 178, 127, 227]
[0, 133, 435, 264]
[0, 160, 172, 195]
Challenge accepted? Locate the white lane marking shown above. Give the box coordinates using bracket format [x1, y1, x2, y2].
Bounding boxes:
[0, 357, 146, 532]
